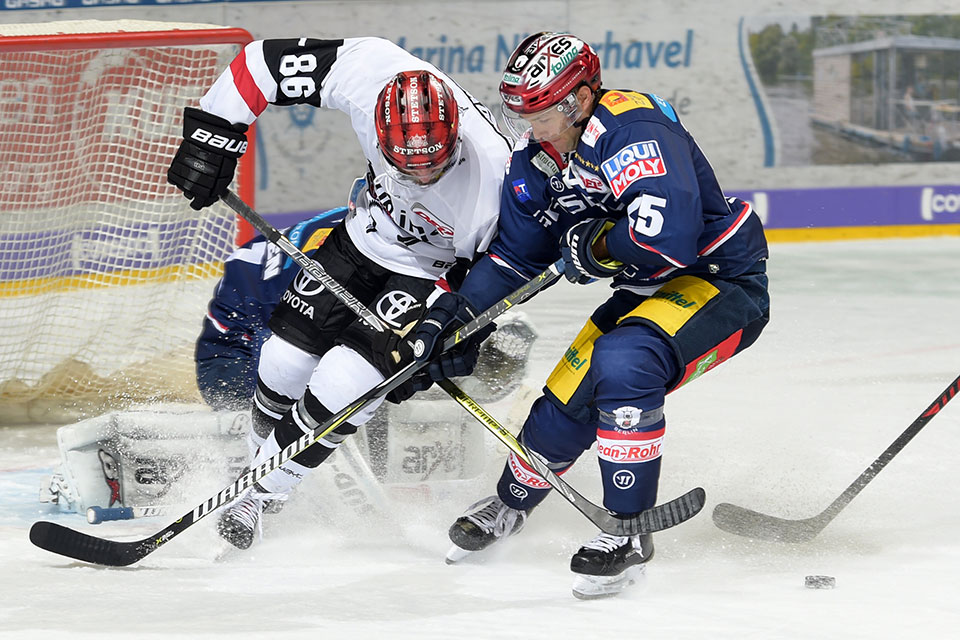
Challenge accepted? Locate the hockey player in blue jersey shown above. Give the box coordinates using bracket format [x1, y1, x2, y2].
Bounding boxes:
[412, 32, 770, 599]
[195, 209, 344, 410]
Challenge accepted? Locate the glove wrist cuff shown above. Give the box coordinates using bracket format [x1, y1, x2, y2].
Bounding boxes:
[569, 218, 625, 279]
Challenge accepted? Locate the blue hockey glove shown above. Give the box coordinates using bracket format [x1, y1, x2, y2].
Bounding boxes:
[412, 292, 478, 362]
[412, 292, 496, 382]
[424, 323, 496, 382]
[560, 218, 625, 284]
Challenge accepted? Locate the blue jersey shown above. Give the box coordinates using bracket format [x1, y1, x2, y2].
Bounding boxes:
[195, 208, 345, 407]
[460, 90, 768, 310]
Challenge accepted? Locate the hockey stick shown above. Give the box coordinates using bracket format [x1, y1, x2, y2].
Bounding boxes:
[86, 505, 174, 524]
[221, 189, 386, 333]
[86, 436, 389, 525]
[712, 373, 960, 543]
[29, 261, 564, 566]
[437, 378, 706, 535]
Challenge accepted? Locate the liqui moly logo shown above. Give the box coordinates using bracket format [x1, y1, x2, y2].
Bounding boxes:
[921, 187, 960, 221]
[601, 140, 667, 197]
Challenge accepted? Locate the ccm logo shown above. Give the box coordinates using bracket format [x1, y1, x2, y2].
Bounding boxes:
[191, 128, 247, 154]
[921, 187, 960, 220]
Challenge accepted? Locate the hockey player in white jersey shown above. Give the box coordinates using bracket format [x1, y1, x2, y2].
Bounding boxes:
[166, 37, 512, 549]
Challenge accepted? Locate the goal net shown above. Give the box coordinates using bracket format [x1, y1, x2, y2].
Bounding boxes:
[0, 20, 256, 424]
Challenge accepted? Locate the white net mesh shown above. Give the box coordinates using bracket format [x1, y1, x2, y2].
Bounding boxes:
[0, 21, 253, 424]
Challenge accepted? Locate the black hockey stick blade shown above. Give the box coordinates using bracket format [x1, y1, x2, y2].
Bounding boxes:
[712, 373, 960, 543]
[711, 503, 824, 543]
[29, 519, 181, 567]
[523, 447, 705, 535]
[437, 379, 705, 535]
[619, 487, 706, 535]
[28, 261, 564, 566]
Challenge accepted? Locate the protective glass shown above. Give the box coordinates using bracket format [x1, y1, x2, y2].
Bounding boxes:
[501, 92, 584, 143]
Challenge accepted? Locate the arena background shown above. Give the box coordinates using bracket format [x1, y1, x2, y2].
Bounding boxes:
[4, 0, 960, 240]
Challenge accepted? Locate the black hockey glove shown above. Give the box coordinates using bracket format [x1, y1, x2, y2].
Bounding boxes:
[560, 218, 625, 284]
[167, 107, 248, 210]
[412, 292, 496, 383]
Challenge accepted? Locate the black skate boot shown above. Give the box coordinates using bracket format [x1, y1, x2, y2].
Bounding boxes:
[570, 532, 654, 599]
[217, 484, 288, 550]
[446, 495, 529, 564]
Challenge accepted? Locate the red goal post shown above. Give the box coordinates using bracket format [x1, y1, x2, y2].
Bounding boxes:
[0, 20, 256, 424]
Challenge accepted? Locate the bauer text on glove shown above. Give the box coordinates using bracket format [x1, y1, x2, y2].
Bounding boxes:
[167, 107, 248, 211]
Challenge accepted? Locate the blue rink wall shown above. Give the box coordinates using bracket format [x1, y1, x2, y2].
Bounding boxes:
[4, 0, 960, 241]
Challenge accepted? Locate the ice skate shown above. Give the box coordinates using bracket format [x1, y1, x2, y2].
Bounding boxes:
[216, 484, 288, 550]
[570, 532, 654, 599]
[445, 495, 528, 564]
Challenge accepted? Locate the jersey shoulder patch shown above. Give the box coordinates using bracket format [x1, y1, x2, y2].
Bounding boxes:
[598, 90, 654, 115]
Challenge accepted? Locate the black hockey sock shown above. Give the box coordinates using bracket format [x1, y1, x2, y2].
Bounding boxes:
[275, 391, 357, 468]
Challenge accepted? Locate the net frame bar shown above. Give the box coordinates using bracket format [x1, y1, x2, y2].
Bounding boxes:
[0, 24, 257, 239]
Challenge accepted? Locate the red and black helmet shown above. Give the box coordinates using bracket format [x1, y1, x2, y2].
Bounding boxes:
[375, 70, 461, 187]
[499, 32, 601, 140]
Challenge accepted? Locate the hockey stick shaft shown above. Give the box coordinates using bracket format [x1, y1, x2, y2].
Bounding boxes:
[221, 189, 386, 333]
[437, 379, 706, 536]
[712, 372, 960, 542]
[29, 261, 564, 566]
[86, 505, 174, 524]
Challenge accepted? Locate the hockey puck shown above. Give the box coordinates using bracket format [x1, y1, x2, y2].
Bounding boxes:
[804, 575, 836, 589]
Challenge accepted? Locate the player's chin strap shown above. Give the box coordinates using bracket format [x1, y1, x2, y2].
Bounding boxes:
[435, 378, 706, 537]
[221, 190, 386, 333]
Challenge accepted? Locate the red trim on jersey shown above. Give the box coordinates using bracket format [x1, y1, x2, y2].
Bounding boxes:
[205, 311, 229, 334]
[540, 141, 566, 169]
[489, 253, 527, 279]
[230, 48, 268, 117]
[635, 200, 753, 279]
[700, 200, 752, 256]
[625, 228, 687, 268]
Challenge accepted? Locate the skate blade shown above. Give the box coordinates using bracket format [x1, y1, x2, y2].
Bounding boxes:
[571, 564, 646, 600]
[445, 543, 473, 565]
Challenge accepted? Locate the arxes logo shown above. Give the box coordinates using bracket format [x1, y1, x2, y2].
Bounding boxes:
[524, 36, 577, 86]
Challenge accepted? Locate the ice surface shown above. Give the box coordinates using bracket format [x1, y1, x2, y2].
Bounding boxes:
[2, 237, 959, 638]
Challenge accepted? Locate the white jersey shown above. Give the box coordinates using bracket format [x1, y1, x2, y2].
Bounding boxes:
[200, 37, 512, 280]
